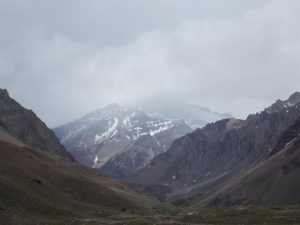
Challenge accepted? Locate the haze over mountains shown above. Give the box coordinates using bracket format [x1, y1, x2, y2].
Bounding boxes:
[2, 1, 300, 224]
[3, 0, 300, 129]
[138, 99, 232, 129]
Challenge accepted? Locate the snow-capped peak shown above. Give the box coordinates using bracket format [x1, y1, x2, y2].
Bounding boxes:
[54, 103, 192, 168]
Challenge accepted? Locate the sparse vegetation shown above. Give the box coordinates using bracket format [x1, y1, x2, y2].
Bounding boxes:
[178, 206, 300, 225]
[1, 196, 300, 225]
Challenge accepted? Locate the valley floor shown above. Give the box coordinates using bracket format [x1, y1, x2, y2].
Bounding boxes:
[1, 206, 299, 225]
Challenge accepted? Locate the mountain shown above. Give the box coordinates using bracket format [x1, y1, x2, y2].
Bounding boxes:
[266, 92, 300, 113]
[139, 99, 232, 129]
[54, 103, 192, 170]
[0, 90, 171, 224]
[0, 129, 170, 224]
[101, 134, 162, 179]
[0, 89, 74, 161]
[128, 92, 300, 205]
[197, 116, 300, 207]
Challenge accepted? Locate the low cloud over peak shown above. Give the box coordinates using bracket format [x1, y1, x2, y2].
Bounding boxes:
[0, 0, 299, 127]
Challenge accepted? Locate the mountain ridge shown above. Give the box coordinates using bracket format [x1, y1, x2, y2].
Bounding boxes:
[0, 88, 75, 162]
[196, 116, 300, 207]
[128, 92, 300, 206]
[138, 99, 232, 129]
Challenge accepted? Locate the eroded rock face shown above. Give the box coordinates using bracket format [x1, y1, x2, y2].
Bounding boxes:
[270, 116, 300, 157]
[204, 117, 300, 207]
[129, 92, 300, 204]
[0, 88, 74, 161]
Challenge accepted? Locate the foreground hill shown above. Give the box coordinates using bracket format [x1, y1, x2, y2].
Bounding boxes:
[1, 128, 300, 224]
[0, 89, 74, 161]
[128, 92, 300, 206]
[0, 90, 170, 224]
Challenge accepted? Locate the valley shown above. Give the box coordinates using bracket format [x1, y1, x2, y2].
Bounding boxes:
[2, 1, 300, 224]
[0, 89, 299, 225]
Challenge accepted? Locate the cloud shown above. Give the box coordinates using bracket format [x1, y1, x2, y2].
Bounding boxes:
[0, 0, 299, 126]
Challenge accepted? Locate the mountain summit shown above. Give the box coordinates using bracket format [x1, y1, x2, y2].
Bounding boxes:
[54, 104, 191, 171]
[0, 88, 9, 97]
[266, 92, 300, 113]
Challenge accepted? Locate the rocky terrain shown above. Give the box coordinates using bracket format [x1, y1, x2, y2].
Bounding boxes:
[0, 89, 172, 225]
[194, 116, 300, 207]
[128, 92, 300, 206]
[0, 89, 74, 161]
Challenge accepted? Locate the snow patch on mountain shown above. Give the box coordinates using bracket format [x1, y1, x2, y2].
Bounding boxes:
[94, 117, 118, 143]
[92, 154, 99, 168]
[123, 116, 132, 127]
[150, 121, 174, 136]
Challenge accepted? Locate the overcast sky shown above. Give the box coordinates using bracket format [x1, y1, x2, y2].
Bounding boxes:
[0, 0, 300, 127]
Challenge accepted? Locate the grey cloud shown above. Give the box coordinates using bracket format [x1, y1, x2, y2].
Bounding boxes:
[0, 0, 271, 46]
[0, 0, 299, 127]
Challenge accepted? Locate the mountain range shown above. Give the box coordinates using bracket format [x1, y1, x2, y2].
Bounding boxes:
[53, 93, 300, 207]
[53, 100, 232, 180]
[54, 103, 192, 179]
[1, 88, 300, 224]
[127, 92, 300, 206]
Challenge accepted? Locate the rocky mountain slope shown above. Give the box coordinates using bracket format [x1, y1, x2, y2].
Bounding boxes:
[197, 116, 300, 207]
[0, 90, 171, 224]
[0, 89, 74, 161]
[54, 104, 192, 171]
[102, 134, 162, 180]
[139, 99, 232, 129]
[128, 92, 300, 205]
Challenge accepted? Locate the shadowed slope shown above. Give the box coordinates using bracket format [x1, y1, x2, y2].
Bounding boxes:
[0, 89, 171, 224]
[128, 92, 300, 206]
[0, 88, 74, 161]
[0, 132, 171, 224]
[195, 117, 300, 207]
